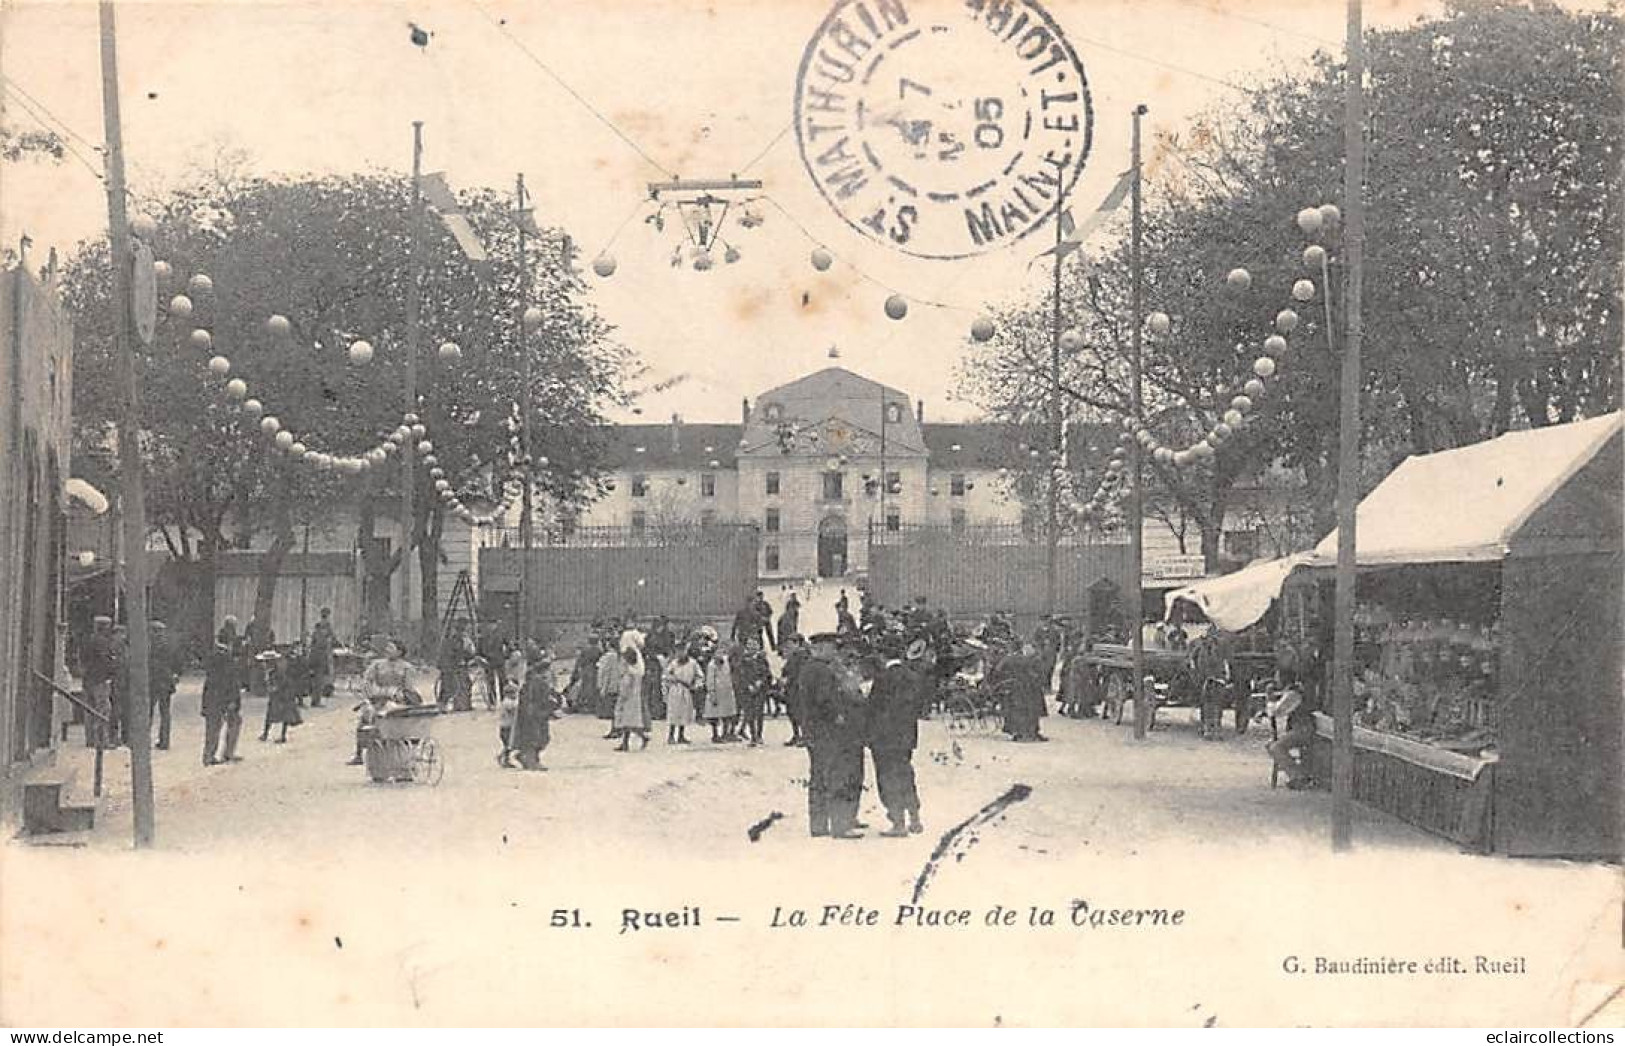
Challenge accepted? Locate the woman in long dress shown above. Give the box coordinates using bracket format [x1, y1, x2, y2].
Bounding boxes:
[612, 646, 650, 751]
[703, 645, 739, 743]
[663, 649, 701, 745]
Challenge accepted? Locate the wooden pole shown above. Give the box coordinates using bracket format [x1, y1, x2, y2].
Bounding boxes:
[517, 174, 533, 644]
[403, 123, 422, 652]
[1045, 165, 1066, 618]
[97, 0, 154, 846]
[1130, 104, 1149, 741]
[1332, 0, 1366, 852]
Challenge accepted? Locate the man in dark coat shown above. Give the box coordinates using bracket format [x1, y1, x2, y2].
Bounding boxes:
[751, 592, 776, 653]
[201, 628, 245, 765]
[147, 620, 180, 750]
[780, 634, 810, 746]
[777, 595, 801, 650]
[510, 651, 558, 770]
[797, 634, 867, 838]
[865, 654, 925, 836]
[990, 639, 1048, 742]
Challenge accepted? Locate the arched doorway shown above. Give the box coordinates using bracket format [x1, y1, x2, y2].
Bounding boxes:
[817, 516, 848, 578]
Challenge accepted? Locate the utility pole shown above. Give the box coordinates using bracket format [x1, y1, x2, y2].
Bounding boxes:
[403, 122, 423, 652]
[1045, 164, 1067, 618]
[1129, 104, 1149, 741]
[1332, 0, 1366, 851]
[516, 173, 534, 643]
[97, 0, 154, 846]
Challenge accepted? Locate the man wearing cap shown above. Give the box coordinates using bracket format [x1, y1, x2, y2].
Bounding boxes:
[202, 617, 246, 765]
[148, 620, 180, 750]
[865, 642, 926, 836]
[798, 633, 867, 838]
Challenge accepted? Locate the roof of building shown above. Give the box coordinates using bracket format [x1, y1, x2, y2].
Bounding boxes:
[1309, 412, 1622, 566]
[743, 367, 925, 455]
[600, 422, 743, 471]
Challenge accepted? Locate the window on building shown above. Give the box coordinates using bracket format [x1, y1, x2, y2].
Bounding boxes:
[950, 508, 967, 534]
[822, 471, 844, 501]
[700, 509, 716, 528]
[630, 510, 647, 533]
[631, 475, 648, 498]
[886, 470, 901, 494]
[765, 508, 780, 533]
[886, 402, 902, 424]
[885, 508, 901, 532]
[558, 510, 578, 537]
[764, 543, 780, 572]
[701, 473, 716, 497]
[764, 403, 783, 421]
[950, 472, 967, 497]
[765, 470, 780, 496]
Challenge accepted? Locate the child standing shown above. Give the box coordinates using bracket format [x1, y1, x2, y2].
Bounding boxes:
[663, 649, 701, 745]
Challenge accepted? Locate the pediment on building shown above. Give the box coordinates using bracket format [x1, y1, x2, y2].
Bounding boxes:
[739, 414, 926, 458]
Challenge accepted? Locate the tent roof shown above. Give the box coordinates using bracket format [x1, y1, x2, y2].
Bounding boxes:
[1167, 553, 1312, 633]
[1310, 412, 1622, 567]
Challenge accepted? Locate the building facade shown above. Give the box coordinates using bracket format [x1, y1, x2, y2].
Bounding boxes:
[572, 368, 1040, 581]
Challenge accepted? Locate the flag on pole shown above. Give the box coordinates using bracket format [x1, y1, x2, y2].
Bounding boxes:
[420, 171, 489, 263]
[1030, 167, 1134, 268]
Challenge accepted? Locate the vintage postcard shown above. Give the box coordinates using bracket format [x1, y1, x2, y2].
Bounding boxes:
[0, 0, 1620, 1029]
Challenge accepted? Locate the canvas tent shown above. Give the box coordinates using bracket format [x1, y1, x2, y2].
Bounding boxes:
[1289, 412, 1621, 859]
[1166, 553, 1313, 633]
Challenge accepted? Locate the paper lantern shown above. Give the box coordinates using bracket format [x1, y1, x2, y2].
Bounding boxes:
[130, 214, 158, 238]
[1146, 311, 1171, 336]
[1155, 447, 1175, 464]
[1264, 334, 1288, 355]
[267, 314, 291, 337]
[225, 380, 248, 401]
[428, 467, 445, 479]
[1226, 267, 1252, 291]
[692, 250, 714, 272]
[289, 441, 307, 456]
[1244, 378, 1265, 397]
[188, 273, 213, 295]
[438, 341, 462, 360]
[1253, 357, 1277, 379]
[207, 355, 230, 377]
[381, 441, 397, 455]
[190, 328, 212, 350]
[1173, 450, 1193, 467]
[1214, 422, 1233, 440]
[410, 424, 427, 439]
[522, 307, 544, 330]
[367, 448, 386, 465]
[1059, 328, 1084, 353]
[1318, 204, 1341, 229]
[169, 294, 194, 318]
[242, 397, 263, 417]
[261, 416, 281, 435]
[348, 340, 374, 364]
[810, 248, 833, 271]
[970, 316, 996, 342]
[1292, 279, 1316, 302]
[153, 260, 172, 282]
[422, 454, 438, 468]
[417, 441, 433, 455]
[274, 430, 294, 450]
[434, 479, 450, 493]
[1192, 440, 1214, 459]
[883, 294, 908, 320]
[1275, 309, 1300, 335]
[1303, 244, 1327, 268]
[1296, 207, 1324, 235]
[592, 254, 617, 278]
[403, 412, 420, 425]
[1224, 409, 1244, 427]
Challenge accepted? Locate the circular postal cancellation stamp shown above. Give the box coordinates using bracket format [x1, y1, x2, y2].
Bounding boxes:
[795, 0, 1093, 260]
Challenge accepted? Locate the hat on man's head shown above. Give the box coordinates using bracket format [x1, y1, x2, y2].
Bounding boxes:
[807, 631, 841, 645]
[905, 638, 929, 661]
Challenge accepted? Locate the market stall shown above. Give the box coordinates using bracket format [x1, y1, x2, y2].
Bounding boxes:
[1282, 413, 1621, 859]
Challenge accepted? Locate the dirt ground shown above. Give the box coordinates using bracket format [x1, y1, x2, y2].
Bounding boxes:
[2, 669, 1619, 1027]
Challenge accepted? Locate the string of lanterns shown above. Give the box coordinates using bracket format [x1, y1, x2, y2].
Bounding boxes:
[1064, 202, 1342, 524]
[137, 218, 522, 528]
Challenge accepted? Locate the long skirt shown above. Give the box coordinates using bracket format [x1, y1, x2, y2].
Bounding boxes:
[613, 684, 649, 731]
[643, 656, 667, 720]
[665, 682, 696, 727]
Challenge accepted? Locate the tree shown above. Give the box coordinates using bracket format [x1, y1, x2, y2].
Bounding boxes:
[959, 0, 1622, 568]
[64, 170, 628, 642]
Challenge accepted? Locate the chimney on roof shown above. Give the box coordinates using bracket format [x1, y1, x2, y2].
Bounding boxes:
[916, 399, 925, 425]
[671, 412, 682, 453]
[741, 397, 751, 425]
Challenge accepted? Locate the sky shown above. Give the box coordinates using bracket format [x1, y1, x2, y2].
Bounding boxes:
[0, 0, 1449, 424]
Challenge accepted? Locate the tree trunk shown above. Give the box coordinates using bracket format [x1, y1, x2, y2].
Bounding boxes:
[253, 521, 295, 638]
[417, 504, 443, 659]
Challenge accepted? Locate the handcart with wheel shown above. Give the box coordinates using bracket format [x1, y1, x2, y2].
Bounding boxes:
[364, 705, 445, 785]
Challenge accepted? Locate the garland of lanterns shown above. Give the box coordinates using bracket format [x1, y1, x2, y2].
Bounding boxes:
[1067, 202, 1342, 524]
[137, 222, 524, 528]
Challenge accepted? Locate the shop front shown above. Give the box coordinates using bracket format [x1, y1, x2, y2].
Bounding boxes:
[1282, 413, 1621, 859]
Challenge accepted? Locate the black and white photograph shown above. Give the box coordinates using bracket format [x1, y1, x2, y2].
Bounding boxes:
[0, 0, 1620, 1029]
